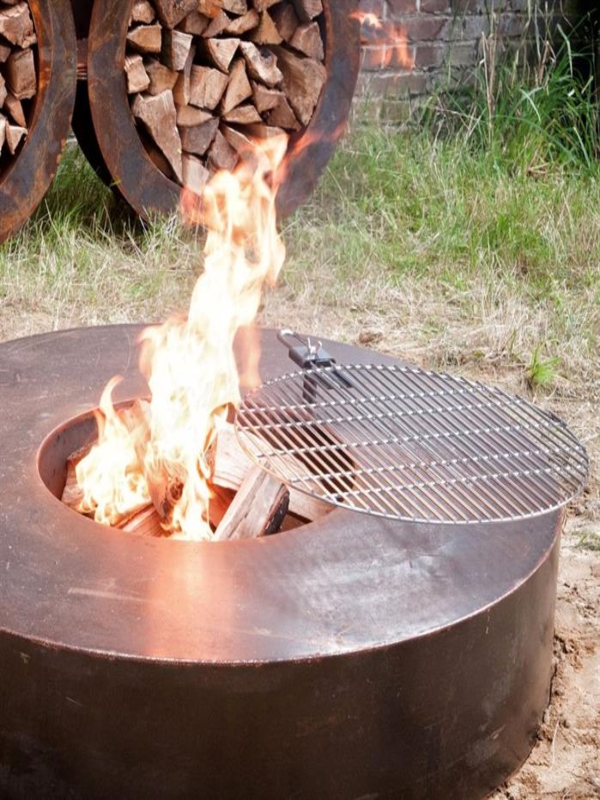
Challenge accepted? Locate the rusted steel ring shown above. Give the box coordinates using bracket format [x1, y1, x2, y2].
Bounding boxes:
[0, 325, 561, 799]
[0, 0, 76, 243]
[83, 0, 359, 220]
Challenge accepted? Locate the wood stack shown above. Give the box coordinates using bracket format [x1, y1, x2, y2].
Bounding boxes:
[0, 1, 37, 165]
[125, 0, 326, 193]
[61, 407, 331, 540]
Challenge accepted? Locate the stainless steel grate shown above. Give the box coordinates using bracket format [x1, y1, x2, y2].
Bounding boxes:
[235, 363, 589, 524]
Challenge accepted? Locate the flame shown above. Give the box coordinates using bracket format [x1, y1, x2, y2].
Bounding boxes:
[75, 377, 151, 526]
[351, 11, 414, 71]
[75, 135, 288, 540]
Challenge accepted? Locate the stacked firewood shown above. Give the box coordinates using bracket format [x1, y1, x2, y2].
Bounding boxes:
[0, 1, 37, 164]
[125, 0, 326, 193]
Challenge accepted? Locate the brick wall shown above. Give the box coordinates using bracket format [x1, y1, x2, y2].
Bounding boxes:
[355, 0, 587, 122]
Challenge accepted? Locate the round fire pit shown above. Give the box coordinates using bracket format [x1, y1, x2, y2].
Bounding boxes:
[0, 325, 561, 799]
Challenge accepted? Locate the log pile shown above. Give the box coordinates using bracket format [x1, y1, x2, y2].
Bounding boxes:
[125, 0, 326, 192]
[0, 1, 37, 166]
[62, 407, 331, 539]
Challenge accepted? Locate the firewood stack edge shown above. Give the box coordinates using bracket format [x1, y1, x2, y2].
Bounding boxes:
[125, 0, 327, 193]
[0, 1, 37, 168]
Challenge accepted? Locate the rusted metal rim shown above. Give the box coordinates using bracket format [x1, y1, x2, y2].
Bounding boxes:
[0, 0, 77, 243]
[85, 0, 360, 219]
[0, 326, 562, 799]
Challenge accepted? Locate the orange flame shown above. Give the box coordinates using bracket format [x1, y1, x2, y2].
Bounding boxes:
[75, 134, 288, 540]
[351, 11, 414, 71]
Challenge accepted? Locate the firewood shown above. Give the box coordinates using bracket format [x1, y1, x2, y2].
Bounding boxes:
[251, 81, 284, 113]
[5, 123, 26, 154]
[239, 41, 282, 87]
[207, 128, 238, 171]
[198, 0, 222, 18]
[145, 58, 179, 95]
[182, 152, 210, 194]
[177, 104, 213, 127]
[177, 11, 209, 35]
[0, 2, 36, 48]
[248, 11, 282, 45]
[198, 37, 240, 72]
[0, 76, 6, 110]
[253, 0, 280, 10]
[270, 3, 300, 41]
[272, 46, 326, 125]
[291, 0, 323, 22]
[0, 115, 6, 157]
[265, 94, 300, 130]
[3, 93, 25, 126]
[132, 91, 183, 181]
[180, 116, 219, 155]
[127, 23, 163, 54]
[212, 465, 289, 540]
[209, 423, 330, 521]
[224, 9, 259, 35]
[125, 54, 151, 94]
[189, 65, 229, 109]
[222, 103, 262, 124]
[220, 124, 254, 156]
[118, 504, 166, 537]
[220, 0, 247, 14]
[202, 10, 231, 38]
[207, 485, 236, 529]
[290, 21, 324, 60]
[173, 42, 195, 105]
[221, 58, 252, 114]
[162, 29, 194, 71]
[130, 0, 156, 24]
[244, 122, 286, 139]
[5, 48, 36, 100]
[154, 0, 197, 28]
[0, 43, 11, 63]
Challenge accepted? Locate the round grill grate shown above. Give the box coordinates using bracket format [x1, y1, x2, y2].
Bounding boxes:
[235, 363, 589, 524]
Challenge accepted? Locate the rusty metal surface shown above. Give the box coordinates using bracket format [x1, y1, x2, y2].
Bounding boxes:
[84, 0, 360, 219]
[0, 325, 561, 799]
[0, 0, 77, 243]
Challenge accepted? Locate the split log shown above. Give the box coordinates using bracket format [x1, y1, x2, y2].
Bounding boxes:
[225, 9, 259, 35]
[180, 116, 219, 155]
[145, 58, 179, 95]
[5, 123, 26, 154]
[239, 41, 282, 87]
[127, 23, 162, 54]
[130, 0, 156, 24]
[189, 65, 229, 109]
[154, 0, 197, 28]
[182, 152, 210, 194]
[162, 29, 194, 71]
[213, 465, 289, 540]
[209, 423, 331, 522]
[292, 0, 323, 23]
[207, 128, 238, 170]
[178, 11, 209, 35]
[273, 46, 326, 125]
[0, 2, 36, 48]
[290, 21, 324, 60]
[198, 37, 240, 72]
[248, 11, 282, 45]
[0, 116, 6, 157]
[125, 54, 151, 93]
[132, 90, 183, 181]
[118, 504, 166, 536]
[6, 48, 36, 100]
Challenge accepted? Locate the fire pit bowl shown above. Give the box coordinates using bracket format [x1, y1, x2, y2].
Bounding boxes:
[0, 325, 562, 799]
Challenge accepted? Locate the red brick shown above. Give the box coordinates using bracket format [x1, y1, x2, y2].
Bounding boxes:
[404, 16, 448, 41]
[385, 0, 417, 16]
[414, 43, 446, 68]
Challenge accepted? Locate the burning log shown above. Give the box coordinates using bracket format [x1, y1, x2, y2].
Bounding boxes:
[123, 0, 327, 186]
[209, 422, 332, 522]
[117, 505, 166, 536]
[213, 465, 289, 540]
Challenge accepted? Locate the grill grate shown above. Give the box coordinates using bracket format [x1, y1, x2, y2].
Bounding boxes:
[235, 363, 589, 524]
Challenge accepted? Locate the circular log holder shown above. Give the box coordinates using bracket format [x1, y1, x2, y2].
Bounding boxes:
[0, 0, 76, 243]
[0, 325, 562, 799]
[75, 0, 360, 220]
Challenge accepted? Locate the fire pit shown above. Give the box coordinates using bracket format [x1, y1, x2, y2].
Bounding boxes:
[0, 323, 576, 799]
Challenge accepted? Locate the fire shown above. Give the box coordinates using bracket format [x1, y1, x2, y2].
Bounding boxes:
[351, 11, 414, 71]
[75, 135, 288, 540]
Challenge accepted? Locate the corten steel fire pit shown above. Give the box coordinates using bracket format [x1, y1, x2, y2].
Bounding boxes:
[0, 324, 573, 799]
